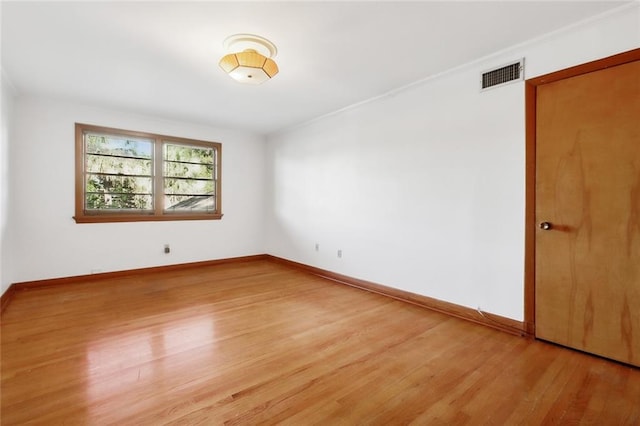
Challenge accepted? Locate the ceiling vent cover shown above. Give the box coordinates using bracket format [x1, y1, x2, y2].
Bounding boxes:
[481, 59, 524, 91]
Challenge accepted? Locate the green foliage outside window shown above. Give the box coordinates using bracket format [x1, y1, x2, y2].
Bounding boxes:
[163, 144, 215, 211]
[84, 134, 154, 210]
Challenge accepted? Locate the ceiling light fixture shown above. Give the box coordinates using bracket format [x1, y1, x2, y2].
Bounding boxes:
[219, 34, 278, 85]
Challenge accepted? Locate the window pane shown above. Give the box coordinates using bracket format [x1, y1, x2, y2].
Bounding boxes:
[87, 174, 153, 194]
[86, 133, 153, 159]
[86, 154, 152, 175]
[83, 131, 155, 213]
[163, 178, 214, 195]
[163, 142, 216, 213]
[86, 174, 153, 210]
[164, 195, 215, 212]
[86, 193, 153, 211]
[164, 161, 213, 179]
[164, 144, 214, 164]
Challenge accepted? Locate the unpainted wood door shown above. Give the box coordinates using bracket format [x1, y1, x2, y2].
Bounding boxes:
[535, 59, 640, 366]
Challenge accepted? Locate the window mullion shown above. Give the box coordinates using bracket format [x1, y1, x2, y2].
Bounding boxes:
[154, 139, 164, 216]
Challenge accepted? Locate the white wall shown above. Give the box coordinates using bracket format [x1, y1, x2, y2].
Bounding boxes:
[7, 96, 266, 283]
[1, 71, 16, 294]
[265, 4, 640, 321]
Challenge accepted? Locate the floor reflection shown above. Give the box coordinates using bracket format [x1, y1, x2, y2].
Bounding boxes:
[85, 313, 216, 417]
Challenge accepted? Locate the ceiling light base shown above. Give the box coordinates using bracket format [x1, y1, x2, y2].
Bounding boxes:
[223, 34, 277, 58]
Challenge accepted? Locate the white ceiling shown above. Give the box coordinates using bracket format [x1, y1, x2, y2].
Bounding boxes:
[1, 1, 629, 135]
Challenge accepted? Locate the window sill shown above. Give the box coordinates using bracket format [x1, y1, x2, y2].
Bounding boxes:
[73, 213, 224, 224]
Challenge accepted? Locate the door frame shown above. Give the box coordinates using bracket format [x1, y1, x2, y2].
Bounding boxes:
[523, 48, 640, 337]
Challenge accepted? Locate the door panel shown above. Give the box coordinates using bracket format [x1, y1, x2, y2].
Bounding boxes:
[535, 60, 640, 366]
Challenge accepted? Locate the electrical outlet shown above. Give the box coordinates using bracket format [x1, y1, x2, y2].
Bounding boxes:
[164, 244, 170, 254]
[337, 249, 342, 258]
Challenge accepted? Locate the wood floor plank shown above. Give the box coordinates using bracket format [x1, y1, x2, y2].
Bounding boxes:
[2, 259, 639, 424]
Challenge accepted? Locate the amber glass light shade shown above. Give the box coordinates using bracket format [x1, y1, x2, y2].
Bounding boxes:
[219, 49, 279, 85]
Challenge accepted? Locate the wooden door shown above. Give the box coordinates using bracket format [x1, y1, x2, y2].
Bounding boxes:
[535, 59, 640, 366]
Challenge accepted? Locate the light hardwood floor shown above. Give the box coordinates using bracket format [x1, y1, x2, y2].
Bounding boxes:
[2, 259, 639, 425]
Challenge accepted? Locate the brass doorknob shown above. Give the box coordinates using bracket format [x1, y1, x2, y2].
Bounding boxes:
[539, 222, 552, 230]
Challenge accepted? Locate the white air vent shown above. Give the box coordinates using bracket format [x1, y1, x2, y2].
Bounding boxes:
[481, 59, 524, 91]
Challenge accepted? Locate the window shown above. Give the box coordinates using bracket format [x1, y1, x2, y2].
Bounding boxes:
[74, 123, 222, 223]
